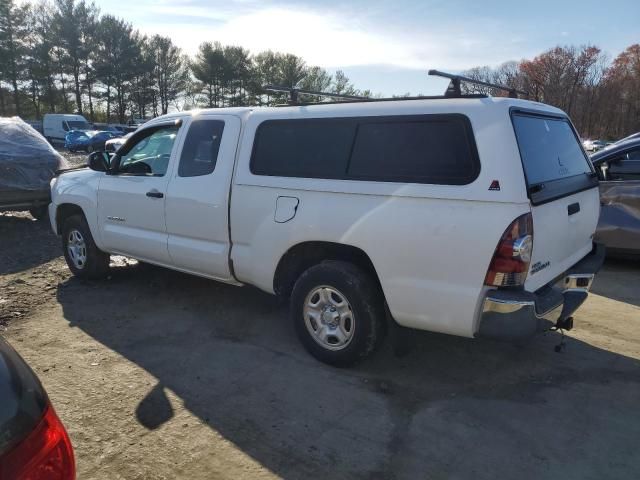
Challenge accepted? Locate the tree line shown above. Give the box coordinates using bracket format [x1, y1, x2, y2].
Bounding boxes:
[461, 44, 640, 139]
[1, 0, 638, 139]
[0, 0, 366, 123]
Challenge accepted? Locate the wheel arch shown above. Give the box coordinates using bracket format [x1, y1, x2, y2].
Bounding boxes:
[56, 203, 87, 234]
[273, 241, 384, 298]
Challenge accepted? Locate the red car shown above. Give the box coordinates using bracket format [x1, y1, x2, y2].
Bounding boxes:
[0, 336, 75, 479]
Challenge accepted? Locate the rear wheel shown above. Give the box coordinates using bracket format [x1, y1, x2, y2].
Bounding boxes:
[61, 214, 110, 279]
[291, 260, 386, 367]
[86, 144, 94, 153]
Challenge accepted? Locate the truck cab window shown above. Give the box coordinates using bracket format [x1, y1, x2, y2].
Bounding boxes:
[178, 119, 225, 177]
[117, 126, 179, 176]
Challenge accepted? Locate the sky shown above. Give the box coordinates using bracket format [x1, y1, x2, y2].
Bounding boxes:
[87, 0, 640, 95]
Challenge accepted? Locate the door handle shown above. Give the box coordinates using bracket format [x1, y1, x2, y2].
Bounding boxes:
[146, 190, 164, 199]
[567, 202, 580, 215]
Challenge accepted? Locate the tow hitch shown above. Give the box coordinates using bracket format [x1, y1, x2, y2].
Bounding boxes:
[552, 316, 574, 353]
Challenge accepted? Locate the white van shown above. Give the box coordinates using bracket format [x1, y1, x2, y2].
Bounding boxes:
[48, 83, 605, 366]
[43, 114, 91, 143]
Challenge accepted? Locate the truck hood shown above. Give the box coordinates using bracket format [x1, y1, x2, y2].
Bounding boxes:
[51, 168, 102, 200]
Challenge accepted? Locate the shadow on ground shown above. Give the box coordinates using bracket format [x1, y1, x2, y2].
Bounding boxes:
[0, 212, 60, 275]
[55, 262, 640, 480]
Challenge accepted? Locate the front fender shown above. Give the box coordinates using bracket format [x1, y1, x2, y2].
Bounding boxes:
[50, 169, 104, 248]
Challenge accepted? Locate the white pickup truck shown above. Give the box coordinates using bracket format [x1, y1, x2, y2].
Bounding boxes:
[49, 96, 605, 366]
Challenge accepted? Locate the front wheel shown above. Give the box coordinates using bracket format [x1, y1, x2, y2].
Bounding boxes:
[61, 214, 110, 279]
[86, 145, 94, 153]
[291, 261, 386, 367]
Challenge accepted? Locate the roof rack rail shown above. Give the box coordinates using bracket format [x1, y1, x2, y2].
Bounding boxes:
[263, 85, 368, 105]
[262, 85, 487, 107]
[428, 69, 528, 99]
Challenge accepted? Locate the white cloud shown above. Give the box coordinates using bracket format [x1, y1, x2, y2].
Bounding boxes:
[40, 0, 539, 73]
[214, 8, 425, 68]
[138, 7, 424, 69]
[126, 4, 533, 71]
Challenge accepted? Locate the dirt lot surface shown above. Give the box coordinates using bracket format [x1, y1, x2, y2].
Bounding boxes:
[1, 170, 639, 478]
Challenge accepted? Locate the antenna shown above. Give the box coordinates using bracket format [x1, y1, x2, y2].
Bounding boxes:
[263, 85, 368, 105]
[428, 69, 528, 99]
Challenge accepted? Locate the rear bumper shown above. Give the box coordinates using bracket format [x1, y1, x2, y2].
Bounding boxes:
[476, 243, 605, 341]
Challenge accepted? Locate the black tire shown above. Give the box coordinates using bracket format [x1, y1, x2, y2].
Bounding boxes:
[291, 260, 386, 367]
[86, 144, 94, 153]
[29, 206, 48, 221]
[61, 214, 110, 279]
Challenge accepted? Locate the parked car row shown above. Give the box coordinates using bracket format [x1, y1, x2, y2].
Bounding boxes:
[64, 130, 120, 153]
[583, 139, 608, 152]
[40, 114, 140, 154]
[582, 131, 640, 153]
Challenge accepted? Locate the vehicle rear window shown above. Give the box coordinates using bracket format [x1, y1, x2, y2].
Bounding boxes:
[250, 114, 480, 185]
[512, 114, 592, 186]
[348, 117, 479, 184]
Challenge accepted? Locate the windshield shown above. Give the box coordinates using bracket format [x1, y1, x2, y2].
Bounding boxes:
[67, 120, 91, 131]
[512, 113, 593, 186]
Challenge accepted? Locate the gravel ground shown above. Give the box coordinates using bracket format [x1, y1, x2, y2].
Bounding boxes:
[1, 154, 639, 479]
[57, 145, 89, 167]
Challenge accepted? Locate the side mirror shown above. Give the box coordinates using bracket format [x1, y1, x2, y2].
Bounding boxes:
[87, 151, 110, 172]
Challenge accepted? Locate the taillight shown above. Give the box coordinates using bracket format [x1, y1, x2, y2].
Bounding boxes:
[0, 403, 75, 480]
[485, 213, 533, 287]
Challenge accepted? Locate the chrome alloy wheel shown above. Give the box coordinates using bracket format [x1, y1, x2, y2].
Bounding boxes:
[67, 229, 87, 269]
[303, 286, 355, 351]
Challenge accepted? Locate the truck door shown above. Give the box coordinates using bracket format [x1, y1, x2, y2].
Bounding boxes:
[97, 121, 183, 264]
[165, 114, 241, 281]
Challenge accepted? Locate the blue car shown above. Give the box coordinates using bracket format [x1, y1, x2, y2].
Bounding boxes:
[64, 130, 119, 153]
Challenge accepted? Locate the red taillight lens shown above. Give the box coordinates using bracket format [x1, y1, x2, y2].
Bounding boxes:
[485, 213, 533, 287]
[0, 404, 75, 480]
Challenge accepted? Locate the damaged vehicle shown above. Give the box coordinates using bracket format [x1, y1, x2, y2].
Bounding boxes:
[65, 130, 119, 153]
[592, 138, 640, 256]
[0, 117, 68, 220]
